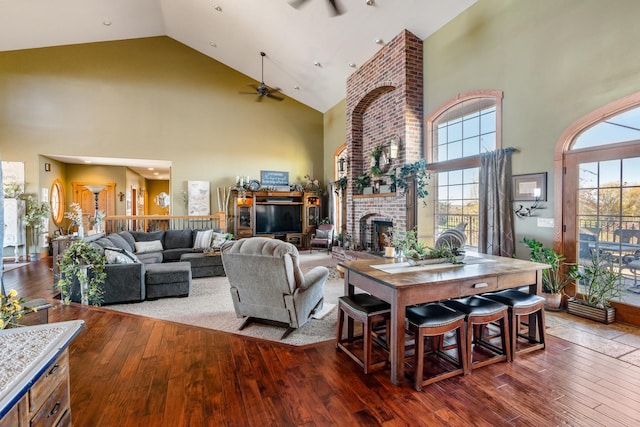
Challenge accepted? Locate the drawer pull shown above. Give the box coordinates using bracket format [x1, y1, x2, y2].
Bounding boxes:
[47, 363, 59, 376]
[48, 401, 61, 417]
[473, 282, 489, 288]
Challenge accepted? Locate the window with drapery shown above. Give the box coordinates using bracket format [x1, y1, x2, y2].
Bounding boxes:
[425, 90, 503, 249]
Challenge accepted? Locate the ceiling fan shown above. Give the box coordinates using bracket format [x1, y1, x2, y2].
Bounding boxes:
[240, 52, 284, 102]
[289, 0, 344, 16]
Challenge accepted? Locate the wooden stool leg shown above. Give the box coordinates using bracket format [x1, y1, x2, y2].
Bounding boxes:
[414, 328, 425, 391]
[363, 318, 372, 373]
[336, 305, 345, 345]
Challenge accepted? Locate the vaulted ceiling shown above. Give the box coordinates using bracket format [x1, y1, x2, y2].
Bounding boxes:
[0, 0, 476, 113]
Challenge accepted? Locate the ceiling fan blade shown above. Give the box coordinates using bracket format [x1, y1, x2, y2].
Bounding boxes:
[255, 95, 264, 102]
[328, 0, 344, 16]
[289, 0, 343, 16]
[266, 92, 284, 101]
[289, 0, 309, 10]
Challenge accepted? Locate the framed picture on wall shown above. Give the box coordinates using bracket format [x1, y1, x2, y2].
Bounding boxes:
[188, 181, 210, 215]
[512, 172, 547, 201]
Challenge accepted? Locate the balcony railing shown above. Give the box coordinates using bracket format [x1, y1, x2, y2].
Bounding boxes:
[103, 212, 227, 235]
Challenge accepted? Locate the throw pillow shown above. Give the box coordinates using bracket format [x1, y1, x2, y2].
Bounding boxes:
[105, 247, 139, 264]
[193, 230, 214, 249]
[134, 240, 164, 254]
[315, 229, 330, 239]
[210, 232, 227, 248]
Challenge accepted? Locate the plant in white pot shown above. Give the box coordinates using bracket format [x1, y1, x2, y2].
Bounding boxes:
[521, 237, 574, 310]
[567, 251, 623, 324]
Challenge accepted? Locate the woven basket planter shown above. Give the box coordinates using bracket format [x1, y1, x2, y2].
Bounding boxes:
[566, 299, 615, 324]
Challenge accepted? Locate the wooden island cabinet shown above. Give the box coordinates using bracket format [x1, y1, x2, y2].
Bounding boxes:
[0, 321, 84, 427]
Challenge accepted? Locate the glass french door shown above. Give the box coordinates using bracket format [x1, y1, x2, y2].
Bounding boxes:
[564, 144, 640, 306]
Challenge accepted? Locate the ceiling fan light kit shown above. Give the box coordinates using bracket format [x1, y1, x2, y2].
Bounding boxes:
[239, 51, 284, 102]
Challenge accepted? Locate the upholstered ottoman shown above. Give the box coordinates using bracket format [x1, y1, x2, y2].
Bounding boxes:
[145, 262, 192, 299]
[180, 252, 225, 278]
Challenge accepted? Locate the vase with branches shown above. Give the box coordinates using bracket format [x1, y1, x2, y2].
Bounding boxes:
[22, 195, 51, 259]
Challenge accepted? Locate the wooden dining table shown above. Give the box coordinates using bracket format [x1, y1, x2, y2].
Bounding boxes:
[339, 253, 549, 385]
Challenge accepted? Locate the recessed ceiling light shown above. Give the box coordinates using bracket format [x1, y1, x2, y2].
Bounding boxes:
[102, 21, 112, 26]
[154, 172, 159, 176]
[314, 61, 321, 67]
[375, 38, 384, 45]
[84, 160, 92, 164]
[294, 85, 300, 90]
[148, 168, 154, 171]
[213, 5, 222, 12]
[348, 63, 357, 68]
[365, 0, 375, 5]
[210, 42, 217, 48]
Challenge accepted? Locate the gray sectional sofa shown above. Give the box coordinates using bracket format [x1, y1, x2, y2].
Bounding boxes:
[69, 229, 226, 305]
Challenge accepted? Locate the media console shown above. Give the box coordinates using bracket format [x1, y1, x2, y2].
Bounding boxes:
[232, 190, 321, 248]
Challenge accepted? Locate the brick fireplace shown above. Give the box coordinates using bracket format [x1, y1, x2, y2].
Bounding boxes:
[343, 29, 423, 248]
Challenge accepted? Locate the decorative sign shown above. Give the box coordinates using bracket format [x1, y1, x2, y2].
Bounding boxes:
[260, 170, 289, 187]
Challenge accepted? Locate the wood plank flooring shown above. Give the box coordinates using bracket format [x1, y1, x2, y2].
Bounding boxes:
[5, 258, 640, 426]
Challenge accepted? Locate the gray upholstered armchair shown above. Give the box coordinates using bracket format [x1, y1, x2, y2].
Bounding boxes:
[220, 237, 329, 338]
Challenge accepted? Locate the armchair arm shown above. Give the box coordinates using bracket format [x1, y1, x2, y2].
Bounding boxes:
[299, 266, 329, 290]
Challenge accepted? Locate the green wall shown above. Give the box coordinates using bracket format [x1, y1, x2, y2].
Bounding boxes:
[0, 36, 324, 218]
[420, 0, 640, 251]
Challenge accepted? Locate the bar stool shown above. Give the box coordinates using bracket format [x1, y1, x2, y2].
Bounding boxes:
[443, 296, 511, 372]
[483, 289, 546, 358]
[406, 303, 467, 391]
[336, 293, 391, 374]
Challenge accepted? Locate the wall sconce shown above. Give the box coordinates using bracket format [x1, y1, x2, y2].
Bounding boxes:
[337, 156, 349, 173]
[44, 163, 51, 172]
[515, 188, 545, 217]
[385, 135, 401, 163]
[117, 192, 125, 202]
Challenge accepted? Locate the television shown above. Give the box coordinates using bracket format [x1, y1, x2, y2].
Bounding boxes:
[255, 204, 302, 234]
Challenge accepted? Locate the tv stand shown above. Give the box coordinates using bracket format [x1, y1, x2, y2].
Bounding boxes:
[232, 190, 320, 248]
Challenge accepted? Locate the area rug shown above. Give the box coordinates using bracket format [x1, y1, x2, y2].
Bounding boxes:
[107, 253, 344, 346]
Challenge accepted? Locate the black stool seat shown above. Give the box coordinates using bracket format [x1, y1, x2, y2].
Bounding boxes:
[406, 303, 467, 390]
[483, 289, 547, 358]
[340, 293, 391, 314]
[443, 296, 511, 372]
[337, 294, 391, 374]
[444, 296, 507, 316]
[483, 289, 545, 308]
[407, 303, 465, 328]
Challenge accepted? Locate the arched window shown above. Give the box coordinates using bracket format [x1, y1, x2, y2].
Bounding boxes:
[425, 90, 503, 248]
[558, 93, 640, 319]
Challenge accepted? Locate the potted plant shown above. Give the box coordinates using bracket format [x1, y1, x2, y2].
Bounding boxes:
[394, 228, 463, 264]
[57, 240, 106, 306]
[22, 195, 51, 260]
[521, 237, 575, 310]
[567, 251, 623, 324]
[356, 173, 371, 194]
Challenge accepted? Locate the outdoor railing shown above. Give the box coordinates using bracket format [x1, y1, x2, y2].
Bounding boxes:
[103, 212, 227, 235]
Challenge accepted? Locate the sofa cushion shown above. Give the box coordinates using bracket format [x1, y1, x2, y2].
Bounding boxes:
[105, 247, 139, 264]
[136, 252, 163, 264]
[211, 232, 227, 248]
[118, 231, 137, 251]
[135, 240, 164, 254]
[107, 233, 134, 252]
[89, 241, 106, 256]
[164, 229, 194, 250]
[163, 248, 199, 262]
[193, 230, 213, 249]
[130, 230, 165, 242]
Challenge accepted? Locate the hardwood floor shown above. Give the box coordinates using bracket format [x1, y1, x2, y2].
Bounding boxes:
[5, 259, 640, 426]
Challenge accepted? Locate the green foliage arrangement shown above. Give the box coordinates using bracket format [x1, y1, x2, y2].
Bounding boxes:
[356, 173, 371, 193]
[393, 228, 463, 264]
[394, 159, 430, 205]
[521, 237, 575, 294]
[569, 251, 623, 308]
[335, 176, 348, 194]
[370, 144, 385, 177]
[23, 195, 51, 232]
[57, 240, 106, 306]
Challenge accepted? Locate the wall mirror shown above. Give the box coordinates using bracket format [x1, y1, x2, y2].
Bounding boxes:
[50, 179, 65, 225]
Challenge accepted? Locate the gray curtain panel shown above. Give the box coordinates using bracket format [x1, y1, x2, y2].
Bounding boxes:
[478, 148, 515, 257]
